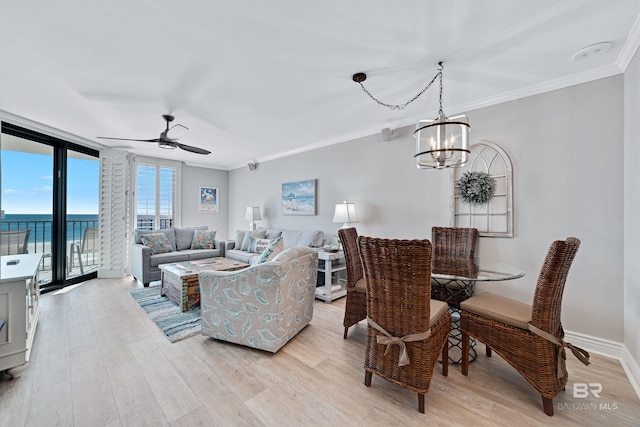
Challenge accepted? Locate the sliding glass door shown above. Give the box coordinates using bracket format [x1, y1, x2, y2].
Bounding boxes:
[66, 149, 99, 280]
[0, 122, 99, 292]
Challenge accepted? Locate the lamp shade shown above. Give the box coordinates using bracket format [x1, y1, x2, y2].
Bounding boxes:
[244, 206, 262, 221]
[332, 201, 358, 228]
[414, 113, 470, 169]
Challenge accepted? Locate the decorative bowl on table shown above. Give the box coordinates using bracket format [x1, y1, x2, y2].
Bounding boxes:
[323, 245, 340, 253]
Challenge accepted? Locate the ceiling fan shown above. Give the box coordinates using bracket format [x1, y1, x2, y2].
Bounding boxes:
[97, 114, 211, 155]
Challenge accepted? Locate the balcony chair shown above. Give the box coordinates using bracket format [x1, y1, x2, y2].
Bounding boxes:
[357, 236, 451, 413]
[338, 227, 367, 339]
[460, 237, 589, 416]
[68, 227, 98, 274]
[0, 229, 30, 256]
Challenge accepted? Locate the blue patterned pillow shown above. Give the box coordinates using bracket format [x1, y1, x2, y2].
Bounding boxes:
[191, 230, 217, 249]
[140, 232, 173, 254]
[251, 236, 284, 265]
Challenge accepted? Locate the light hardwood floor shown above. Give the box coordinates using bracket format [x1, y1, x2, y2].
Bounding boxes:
[1, 277, 638, 426]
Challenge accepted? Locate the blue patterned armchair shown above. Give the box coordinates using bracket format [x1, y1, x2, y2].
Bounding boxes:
[198, 246, 318, 353]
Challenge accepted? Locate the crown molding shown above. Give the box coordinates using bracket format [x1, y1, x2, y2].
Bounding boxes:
[236, 64, 624, 171]
[617, 12, 640, 71]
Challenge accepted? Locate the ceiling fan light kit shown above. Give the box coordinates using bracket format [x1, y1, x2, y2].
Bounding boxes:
[352, 61, 470, 169]
[97, 114, 211, 155]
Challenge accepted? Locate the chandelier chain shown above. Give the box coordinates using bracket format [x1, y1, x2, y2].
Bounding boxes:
[438, 66, 444, 114]
[357, 70, 442, 111]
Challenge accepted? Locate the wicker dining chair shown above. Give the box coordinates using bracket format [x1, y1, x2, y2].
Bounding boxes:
[338, 227, 367, 339]
[460, 237, 589, 416]
[357, 236, 451, 413]
[430, 226, 478, 305]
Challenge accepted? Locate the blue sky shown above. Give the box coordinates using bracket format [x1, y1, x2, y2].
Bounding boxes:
[1, 151, 99, 214]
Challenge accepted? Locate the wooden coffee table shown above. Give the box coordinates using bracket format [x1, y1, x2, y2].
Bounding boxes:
[159, 257, 249, 311]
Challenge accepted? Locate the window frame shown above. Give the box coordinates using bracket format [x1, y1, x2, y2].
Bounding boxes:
[133, 156, 181, 230]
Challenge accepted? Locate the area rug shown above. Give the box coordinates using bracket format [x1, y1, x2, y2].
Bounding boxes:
[129, 287, 201, 343]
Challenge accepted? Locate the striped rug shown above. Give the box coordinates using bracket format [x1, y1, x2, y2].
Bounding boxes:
[129, 287, 201, 343]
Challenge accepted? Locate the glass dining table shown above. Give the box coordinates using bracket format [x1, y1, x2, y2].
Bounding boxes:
[431, 257, 525, 364]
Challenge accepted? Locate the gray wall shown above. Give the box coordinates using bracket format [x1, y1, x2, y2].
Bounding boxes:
[180, 164, 230, 240]
[228, 75, 625, 342]
[624, 50, 640, 364]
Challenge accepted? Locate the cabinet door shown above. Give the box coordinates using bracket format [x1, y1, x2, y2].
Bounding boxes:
[0, 280, 28, 371]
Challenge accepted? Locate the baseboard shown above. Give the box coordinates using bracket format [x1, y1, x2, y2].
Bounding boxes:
[565, 330, 640, 399]
[620, 345, 640, 400]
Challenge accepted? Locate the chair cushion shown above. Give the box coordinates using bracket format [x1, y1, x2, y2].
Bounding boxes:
[430, 299, 450, 326]
[461, 292, 532, 330]
[353, 277, 367, 293]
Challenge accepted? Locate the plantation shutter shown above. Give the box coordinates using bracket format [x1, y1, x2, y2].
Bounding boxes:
[98, 150, 131, 278]
[134, 157, 180, 230]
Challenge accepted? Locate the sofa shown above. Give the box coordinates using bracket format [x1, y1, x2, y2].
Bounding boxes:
[225, 227, 324, 264]
[199, 246, 319, 352]
[130, 226, 223, 286]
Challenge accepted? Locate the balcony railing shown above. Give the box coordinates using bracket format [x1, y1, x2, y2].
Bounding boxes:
[1, 219, 99, 283]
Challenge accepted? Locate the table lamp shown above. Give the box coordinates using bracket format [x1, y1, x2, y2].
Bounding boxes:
[332, 201, 359, 228]
[244, 206, 262, 231]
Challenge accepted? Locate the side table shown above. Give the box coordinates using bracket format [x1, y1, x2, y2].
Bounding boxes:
[315, 250, 346, 302]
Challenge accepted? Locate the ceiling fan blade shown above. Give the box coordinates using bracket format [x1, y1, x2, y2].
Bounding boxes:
[97, 136, 162, 142]
[167, 123, 188, 140]
[176, 143, 211, 155]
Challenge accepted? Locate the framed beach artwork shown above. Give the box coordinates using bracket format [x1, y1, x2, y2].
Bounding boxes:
[199, 186, 218, 213]
[282, 179, 316, 215]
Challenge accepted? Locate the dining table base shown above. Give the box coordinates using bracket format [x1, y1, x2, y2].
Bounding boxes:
[432, 277, 478, 364]
[448, 308, 476, 364]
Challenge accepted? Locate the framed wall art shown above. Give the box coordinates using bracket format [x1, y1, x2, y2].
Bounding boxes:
[199, 186, 218, 213]
[282, 179, 316, 215]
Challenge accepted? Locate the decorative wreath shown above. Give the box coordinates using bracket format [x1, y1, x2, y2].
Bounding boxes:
[456, 171, 496, 205]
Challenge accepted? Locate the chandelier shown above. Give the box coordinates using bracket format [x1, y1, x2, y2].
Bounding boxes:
[352, 62, 470, 169]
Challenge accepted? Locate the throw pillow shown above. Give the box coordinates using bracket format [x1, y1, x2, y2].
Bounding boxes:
[252, 236, 284, 265]
[247, 237, 271, 254]
[191, 230, 217, 249]
[241, 230, 266, 251]
[234, 230, 246, 249]
[140, 232, 173, 254]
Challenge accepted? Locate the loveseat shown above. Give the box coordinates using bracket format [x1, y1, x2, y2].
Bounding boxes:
[224, 227, 324, 264]
[130, 226, 223, 286]
[199, 246, 319, 352]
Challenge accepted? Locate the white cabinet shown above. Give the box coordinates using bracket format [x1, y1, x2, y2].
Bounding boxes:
[0, 253, 42, 377]
[315, 251, 346, 302]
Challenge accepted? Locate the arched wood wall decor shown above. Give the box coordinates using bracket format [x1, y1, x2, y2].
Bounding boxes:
[451, 140, 513, 237]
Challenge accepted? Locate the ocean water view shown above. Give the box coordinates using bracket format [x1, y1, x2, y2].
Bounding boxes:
[1, 213, 99, 244]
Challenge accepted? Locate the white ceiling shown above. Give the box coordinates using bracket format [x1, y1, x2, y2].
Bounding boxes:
[1, 1, 639, 170]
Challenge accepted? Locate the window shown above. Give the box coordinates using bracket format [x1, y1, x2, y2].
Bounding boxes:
[135, 157, 180, 230]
